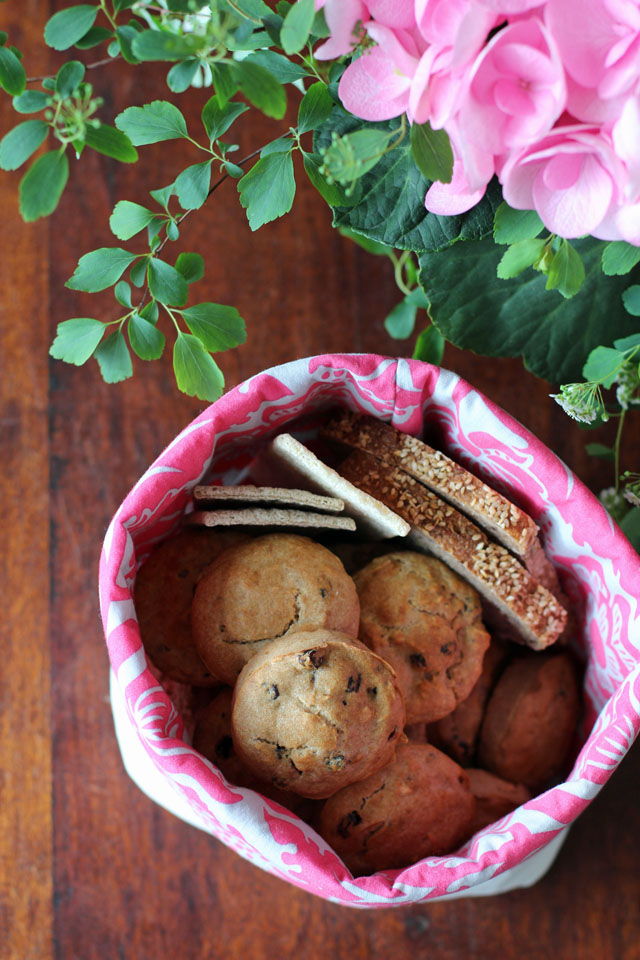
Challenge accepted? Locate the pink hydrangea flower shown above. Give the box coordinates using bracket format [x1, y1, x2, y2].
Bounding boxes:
[456, 18, 566, 156]
[338, 22, 421, 120]
[545, 0, 640, 100]
[500, 125, 626, 237]
[366, 0, 416, 28]
[610, 96, 640, 243]
[313, 0, 368, 60]
[425, 118, 495, 214]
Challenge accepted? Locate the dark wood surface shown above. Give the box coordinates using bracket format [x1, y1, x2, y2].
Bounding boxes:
[1, 3, 639, 959]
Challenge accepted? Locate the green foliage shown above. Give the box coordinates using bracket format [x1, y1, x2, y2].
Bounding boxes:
[620, 508, 640, 551]
[128, 312, 165, 360]
[109, 201, 156, 240]
[384, 299, 417, 340]
[0, 45, 26, 96]
[409, 122, 453, 184]
[238, 150, 296, 230]
[12, 90, 50, 113]
[280, 0, 315, 54]
[181, 303, 246, 351]
[131, 29, 206, 61]
[176, 252, 205, 283]
[582, 347, 626, 388]
[601, 242, 640, 276]
[497, 238, 546, 279]
[55, 60, 85, 98]
[413, 324, 445, 365]
[49, 317, 106, 365]
[19, 150, 69, 221]
[0, 120, 48, 170]
[115, 101, 188, 145]
[201, 98, 248, 143]
[545, 239, 586, 298]
[175, 159, 212, 210]
[174, 333, 225, 401]
[493, 203, 544, 244]
[298, 82, 333, 136]
[622, 285, 640, 316]
[232, 60, 287, 120]
[67, 248, 138, 292]
[94, 330, 133, 383]
[84, 123, 138, 162]
[44, 6, 99, 51]
[167, 59, 200, 93]
[148, 258, 189, 306]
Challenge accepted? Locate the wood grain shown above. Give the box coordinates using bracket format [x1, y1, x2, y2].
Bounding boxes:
[0, 2, 638, 959]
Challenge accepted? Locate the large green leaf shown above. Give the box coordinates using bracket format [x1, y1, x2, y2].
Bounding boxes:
[316, 110, 501, 253]
[418, 236, 640, 383]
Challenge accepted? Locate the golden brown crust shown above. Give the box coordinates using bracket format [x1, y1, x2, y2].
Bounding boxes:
[134, 528, 248, 685]
[323, 410, 539, 556]
[318, 744, 475, 874]
[191, 533, 360, 685]
[231, 631, 406, 799]
[354, 552, 490, 724]
[466, 768, 531, 834]
[428, 637, 509, 766]
[477, 651, 581, 790]
[338, 450, 567, 650]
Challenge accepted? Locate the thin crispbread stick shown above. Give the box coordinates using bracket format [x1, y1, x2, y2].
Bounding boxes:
[194, 484, 345, 513]
[188, 507, 356, 532]
[338, 450, 567, 650]
[268, 433, 410, 539]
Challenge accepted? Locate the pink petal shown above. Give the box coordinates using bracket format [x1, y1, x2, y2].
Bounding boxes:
[542, 152, 583, 190]
[366, 0, 416, 28]
[338, 47, 411, 120]
[493, 78, 538, 117]
[314, 0, 366, 59]
[424, 160, 488, 215]
[533, 155, 614, 236]
[616, 201, 640, 245]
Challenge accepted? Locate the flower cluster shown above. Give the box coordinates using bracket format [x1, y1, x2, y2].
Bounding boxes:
[312, 0, 640, 244]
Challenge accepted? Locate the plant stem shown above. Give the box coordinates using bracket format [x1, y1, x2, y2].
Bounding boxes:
[391, 250, 413, 297]
[26, 57, 119, 84]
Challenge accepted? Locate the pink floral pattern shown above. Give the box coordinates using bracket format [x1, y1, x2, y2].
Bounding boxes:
[100, 354, 640, 906]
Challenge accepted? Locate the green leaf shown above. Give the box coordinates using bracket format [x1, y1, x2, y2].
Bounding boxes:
[44, 5, 98, 51]
[210, 62, 238, 108]
[0, 32, 7, 46]
[176, 252, 204, 284]
[149, 183, 174, 208]
[49, 317, 105, 365]
[181, 302, 246, 351]
[413, 324, 445, 365]
[316, 111, 501, 252]
[19, 150, 69, 221]
[298, 81, 333, 136]
[174, 332, 224, 401]
[115, 25, 140, 64]
[114, 280, 132, 307]
[546, 240, 586, 298]
[493, 203, 544, 244]
[131, 29, 206, 61]
[384, 298, 417, 340]
[147, 258, 189, 306]
[613, 333, 640, 352]
[130, 258, 147, 287]
[585, 442, 615, 460]
[281, 0, 315, 54]
[246, 50, 309, 83]
[140, 300, 158, 323]
[201, 98, 247, 143]
[175, 159, 212, 210]
[417, 236, 640, 383]
[582, 346, 625, 387]
[0, 45, 26, 95]
[260, 137, 291, 156]
[496, 238, 546, 280]
[94, 330, 133, 383]
[223, 161, 244, 178]
[410, 121, 453, 184]
[601, 241, 640, 276]
[166, 220, 179, 240]
[66, 247, 138, 292]
[0, 120, 48, 171]
[620, 507, 640, 551]
[55, 60, 85, 97]
[115, 100, 188, 145]
[75, 25, 113, 49]
[238, 151, 296, 230]
[232, 59, 286, 120]
[12, 90, 50, 113]
[128, 312, 165, 360]
[337, 226, 391, 255]
[622, 285, 640, 316]
[321, 128, 395, 186]
[84, 123, 138, 162]
[303, 153, 358, 207]
[167, 58, 199, 93]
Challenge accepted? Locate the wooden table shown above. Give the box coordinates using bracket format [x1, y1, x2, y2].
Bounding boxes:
[2, 3, 639, 958]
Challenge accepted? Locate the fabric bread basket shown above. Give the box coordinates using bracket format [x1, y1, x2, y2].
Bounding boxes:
[100, 353, 640, 907]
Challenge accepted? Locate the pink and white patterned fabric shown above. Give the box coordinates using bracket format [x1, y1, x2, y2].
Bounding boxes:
[99, 354, 640, 907]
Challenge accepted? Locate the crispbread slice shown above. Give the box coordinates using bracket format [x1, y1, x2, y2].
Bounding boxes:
[194, 484, 344, 513]
[188, 508, 356, 531]
[323, 410, 539, 557]
[338, 450, 567, 650]
[267, 433, 410, 539]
